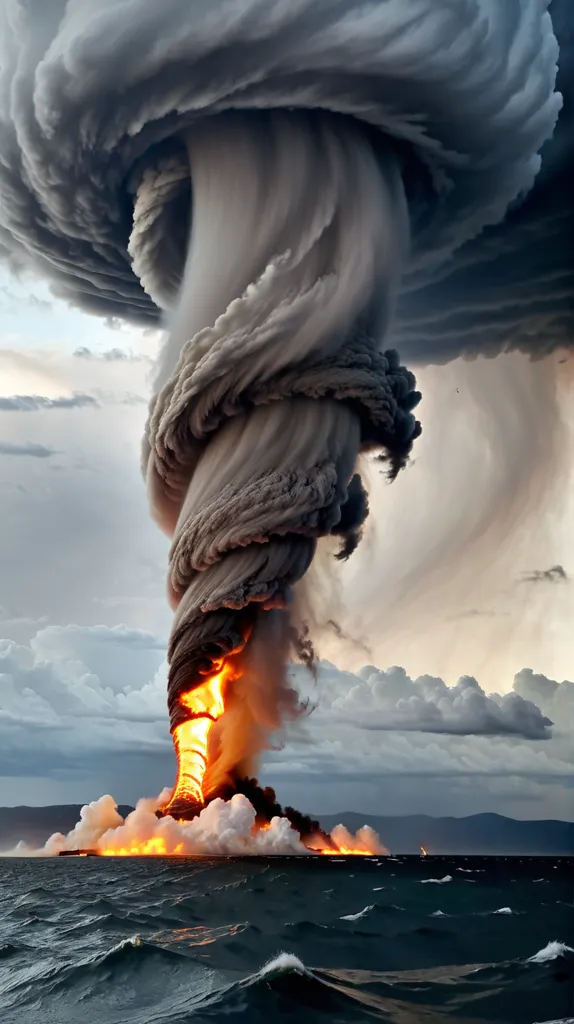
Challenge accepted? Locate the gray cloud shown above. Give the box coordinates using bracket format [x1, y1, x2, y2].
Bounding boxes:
[513, 669, 574, 732]
[0, 393, 98, 412]
[73, 346, 146, 362]
[312, 663, 553, 740]
[91, 390, 147, 407]
[0, 441, 56, 459]
[0, 1, 569, 360]
[520, 564, 568, 585]
[0, 391, 148, 412]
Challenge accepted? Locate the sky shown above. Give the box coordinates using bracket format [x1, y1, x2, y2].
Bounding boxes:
[1, 267, 572, 822]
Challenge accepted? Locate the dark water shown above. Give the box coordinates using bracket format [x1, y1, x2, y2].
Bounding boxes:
[0, 856, 572, 1023]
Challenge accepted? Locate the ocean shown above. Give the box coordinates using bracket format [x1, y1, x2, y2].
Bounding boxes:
[0, 855, 572, 1023]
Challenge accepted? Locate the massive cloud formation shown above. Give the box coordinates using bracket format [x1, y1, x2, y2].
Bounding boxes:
[316, 663, 553, 740]
[0, 623, 570, 774]
[0, 1, 570, 357]
[0, 1, 571, 802]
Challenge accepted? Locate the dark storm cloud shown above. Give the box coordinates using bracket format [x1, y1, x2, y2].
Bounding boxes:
[520, 564, 568, 584]
[0, 0, 569, 361]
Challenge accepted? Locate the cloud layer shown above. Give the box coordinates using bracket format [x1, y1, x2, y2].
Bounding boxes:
[317, 663, 553, 739]
[0, 393, 97, 412]
[0, 621, 572, 816]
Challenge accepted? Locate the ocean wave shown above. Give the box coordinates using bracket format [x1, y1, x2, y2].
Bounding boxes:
[527, 941, 574, 964]
[340, 905, 374, 922]
[420, 875, 453, 885]
[492, 907, 514, 915]
[0, 942, 22, 959]
[190, 951, 393, 1020]
[258, 952, 310, 978]
[534, 1019, 574, 1024]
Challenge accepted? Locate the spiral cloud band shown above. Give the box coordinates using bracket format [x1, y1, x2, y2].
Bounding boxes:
[0, 2, 571, 776]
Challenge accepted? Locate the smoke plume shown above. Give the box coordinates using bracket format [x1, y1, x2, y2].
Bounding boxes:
[12, 791, 387, 858]
[0, 2, 571, 805]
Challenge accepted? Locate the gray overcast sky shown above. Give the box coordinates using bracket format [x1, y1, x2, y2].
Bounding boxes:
[0, 270, 573, 820]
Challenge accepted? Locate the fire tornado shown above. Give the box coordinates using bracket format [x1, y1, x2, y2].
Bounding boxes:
[0, 2, 571, 837]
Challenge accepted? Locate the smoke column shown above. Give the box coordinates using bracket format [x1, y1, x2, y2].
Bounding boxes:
[0, 1, 571, 812]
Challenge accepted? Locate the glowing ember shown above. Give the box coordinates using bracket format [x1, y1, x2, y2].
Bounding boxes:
[164, 660, 232, 815]
[420, 845, 428, 857]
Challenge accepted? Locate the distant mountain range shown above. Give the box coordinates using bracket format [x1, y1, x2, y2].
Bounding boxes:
[318, 811, 574, 856]
[0, 806, 572, 855]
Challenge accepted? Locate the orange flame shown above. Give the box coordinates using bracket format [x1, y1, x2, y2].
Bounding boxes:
[315, 844, 379, 856]
[101, 837, 183, 857]
[420, 844, 428, 857]
[163, 660, 233, 814]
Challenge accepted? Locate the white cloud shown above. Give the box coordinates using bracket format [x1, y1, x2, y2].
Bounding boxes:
[312, 662, 553, 739]
[513, 668, 574, 733]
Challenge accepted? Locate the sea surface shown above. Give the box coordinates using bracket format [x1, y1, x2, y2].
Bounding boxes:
[0, 855, 572, 1023]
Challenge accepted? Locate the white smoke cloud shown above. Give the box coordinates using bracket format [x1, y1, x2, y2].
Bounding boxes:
[10, 790, 386, 858]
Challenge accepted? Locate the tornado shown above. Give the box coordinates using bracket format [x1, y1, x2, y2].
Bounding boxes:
[0, 1, 570, 821]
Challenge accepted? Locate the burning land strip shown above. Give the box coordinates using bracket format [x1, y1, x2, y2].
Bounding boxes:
[32, 792, 386, 858]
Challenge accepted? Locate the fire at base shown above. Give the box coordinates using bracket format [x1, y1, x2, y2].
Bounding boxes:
[150, 652, 385, 856]
[37, 790, 387, 858]
[163, 659, 232, 819]
[39, 652, 387, 858]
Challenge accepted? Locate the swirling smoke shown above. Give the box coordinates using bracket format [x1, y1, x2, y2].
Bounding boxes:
[0, 1, 571, 805]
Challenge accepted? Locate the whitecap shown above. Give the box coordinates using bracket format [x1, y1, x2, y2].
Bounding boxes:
[533, 1018, 574, 1023]
[527, 941, 574, 964]
[340, 904, 375, 922]
[420, 875, 452, 885]
[258, 952, 310, 978]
